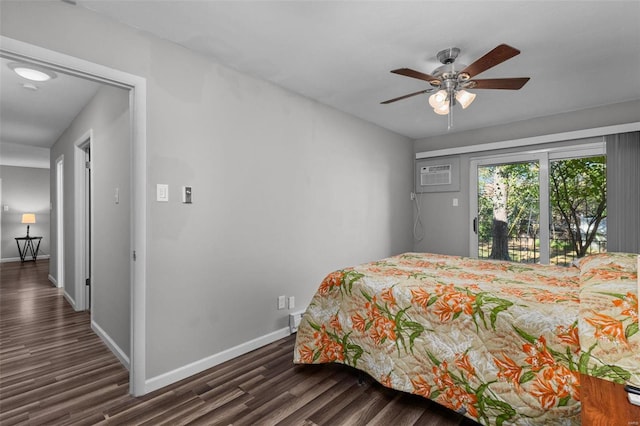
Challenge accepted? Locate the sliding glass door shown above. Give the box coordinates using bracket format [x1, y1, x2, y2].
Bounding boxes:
[470, 143, 606, 266]
[471, 153, 549, 263]
[476, 159, 542, 263]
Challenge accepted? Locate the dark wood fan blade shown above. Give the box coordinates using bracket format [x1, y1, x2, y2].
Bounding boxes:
[391, 68, 439, 84]
[381, 89, 430, 104]
[460, 44, 521, 79]
[469, 77, 530, 90]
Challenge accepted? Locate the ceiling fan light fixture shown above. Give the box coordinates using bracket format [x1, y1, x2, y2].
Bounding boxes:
[428, 90, 447, 108]
[8, 62, 57, 82]
[433, 103, 449, 115]
[455, 90, 476, 109]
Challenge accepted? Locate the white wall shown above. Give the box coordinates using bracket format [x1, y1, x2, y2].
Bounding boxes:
[0, 1, 414, 385]
[0, 165, 50, 261]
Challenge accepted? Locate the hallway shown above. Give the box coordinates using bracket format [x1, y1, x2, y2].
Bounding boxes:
[0, 260, 130, 424]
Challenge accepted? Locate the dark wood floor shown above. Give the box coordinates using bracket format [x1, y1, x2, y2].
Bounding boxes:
[0, 260, 478, 425]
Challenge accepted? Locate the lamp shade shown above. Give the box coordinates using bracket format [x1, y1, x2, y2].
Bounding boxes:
[21, 213, 36, 224]
[455, 90, 476, 109]
[428, 90, 447, 108]
[433, 103, 450, 115]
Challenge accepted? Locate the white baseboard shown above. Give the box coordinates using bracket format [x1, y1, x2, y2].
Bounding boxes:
[48, 274, 57, 286]
[145, 327, 291, 394]
[1, 255, 50, 263]
[92, 320, 130, 370]
[63, 291, 76, 310]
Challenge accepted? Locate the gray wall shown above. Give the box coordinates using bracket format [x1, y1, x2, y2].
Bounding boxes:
[0, 165, 50, 260]
[412, 104, 640, 256]
[50, 84, 131, 356]
[1, 1, 414, 381]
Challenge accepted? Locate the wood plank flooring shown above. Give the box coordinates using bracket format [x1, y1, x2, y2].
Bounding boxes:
[0, 260, 478, 425]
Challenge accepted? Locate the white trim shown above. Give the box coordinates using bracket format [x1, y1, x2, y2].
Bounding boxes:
[0, 255, 51, 263]
[55, 155, 64, 290]
[1, 35, 147, 397]
[73, 131, 92, 312]
[469, 141, 606, 163]
[63, 290, 76, 310]
[48, 274, 57, 286]
[145, 328, 292, 394]
[129, 83, 147, 397]
[416, 122, 640, 159]
[92, 320, 130, 370]
[539, 151, 550, 264]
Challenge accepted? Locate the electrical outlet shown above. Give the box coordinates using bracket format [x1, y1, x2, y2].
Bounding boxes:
[410, 192, 416, 201]
[277, 295, 286, 310]
[288, 296, 295, 309]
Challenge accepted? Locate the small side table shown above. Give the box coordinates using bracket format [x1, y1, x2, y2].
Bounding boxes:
[15, 236, 42, 262]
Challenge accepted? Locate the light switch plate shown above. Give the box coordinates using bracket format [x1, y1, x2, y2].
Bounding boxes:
[157, 184, 169, 202]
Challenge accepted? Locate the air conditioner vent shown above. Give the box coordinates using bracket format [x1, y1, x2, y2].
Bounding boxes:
[420, 164, 452, 186]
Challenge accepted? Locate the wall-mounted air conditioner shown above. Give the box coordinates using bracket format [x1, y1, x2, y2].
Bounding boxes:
[420, 164, 452, 186]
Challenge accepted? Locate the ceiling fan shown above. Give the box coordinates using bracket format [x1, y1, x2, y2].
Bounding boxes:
[382, 44, 530, 128]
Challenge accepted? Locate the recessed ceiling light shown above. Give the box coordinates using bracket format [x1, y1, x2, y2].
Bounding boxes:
[8, 62, 57, 82]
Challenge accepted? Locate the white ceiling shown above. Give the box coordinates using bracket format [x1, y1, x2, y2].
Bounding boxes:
[0, 57, 102, 167]
[1, 1, 639, 168]
[76, 0, 640, 139]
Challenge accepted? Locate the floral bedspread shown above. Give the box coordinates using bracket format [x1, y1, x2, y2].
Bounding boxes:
[294, 253, 582, 425]
[293, 252, 637, 425]
[577, 252, 639, 387]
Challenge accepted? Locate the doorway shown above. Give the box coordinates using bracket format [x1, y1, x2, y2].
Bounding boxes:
[75, 139, 92, 310]
[1, 36, 147, 396]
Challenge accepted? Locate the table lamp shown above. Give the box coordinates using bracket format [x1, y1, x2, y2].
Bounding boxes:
[21, 213, 36, 237]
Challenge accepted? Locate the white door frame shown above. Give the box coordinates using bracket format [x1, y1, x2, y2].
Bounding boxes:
[469, 152, 550, 264]
[74, 133, 93, 312]
[0, 36, 148, 396]
[55, 155, 64, 289]
[0, 178, 2, 260]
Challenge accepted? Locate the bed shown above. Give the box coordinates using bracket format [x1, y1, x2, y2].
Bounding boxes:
[293, 252, 639, 425]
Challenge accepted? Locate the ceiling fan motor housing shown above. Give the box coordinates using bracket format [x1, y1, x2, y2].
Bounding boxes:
[431, 47, 470, 87]
[437, 47, 460, 64]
